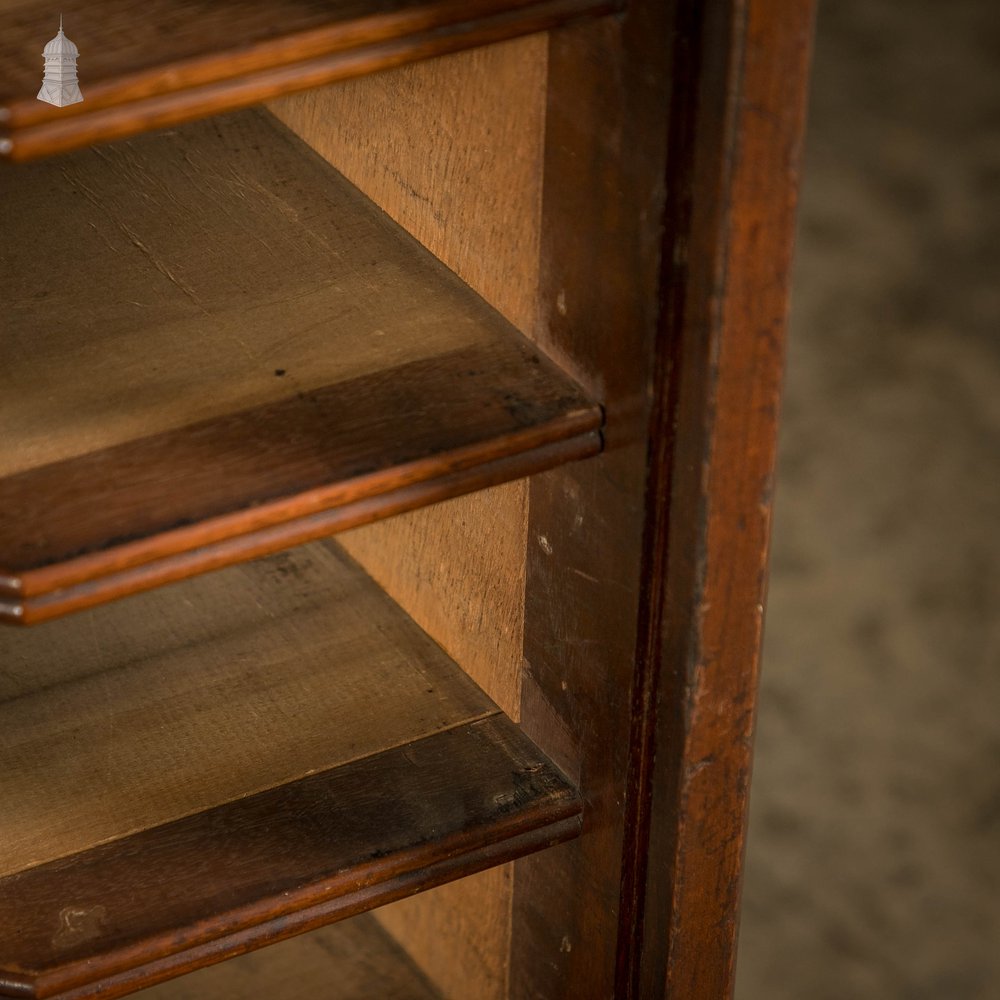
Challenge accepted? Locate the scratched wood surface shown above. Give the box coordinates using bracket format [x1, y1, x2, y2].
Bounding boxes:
[0, 0, 617, 160]
[0, 105, 599, 623]
[270, 37, 547, 998]
[136, 917, 441, 1000]
[0, 105, 578, 481]
[508, 2, 814, 997]
[269, 36, 547, 720]
[637, 3, 816, 996]
[0, 713, 582, 1000]
[508, 10, 666, 996]
[0, 540, 496, 880]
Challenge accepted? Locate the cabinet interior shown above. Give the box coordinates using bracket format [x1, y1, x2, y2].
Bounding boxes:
[1, 0, 813, 996]
[269, 35, 555, 997]
[1, 30, 579, 1000]
[132, 917, 442, 1000]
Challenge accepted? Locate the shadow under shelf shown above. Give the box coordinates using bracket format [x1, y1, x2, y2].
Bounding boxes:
[0, 0, 618, 161]
[0, 540, 581, 1000]
[132, 916, 442, 1000]
[0, 106, 601, 625]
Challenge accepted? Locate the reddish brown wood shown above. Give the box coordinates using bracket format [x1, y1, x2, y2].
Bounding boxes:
[3, 432, 599, 625]
[0, 0, 619, 161]
[508, 2, 813, 998]
[510, 6, 671, 997]
[0, 360, 598, 621]
[0, 109, 601, 625]
[0, 3, 814, 995]
[0, 715, 581, 1000]
[634, 1, 816, 997]
[136, 917, 442, 1000]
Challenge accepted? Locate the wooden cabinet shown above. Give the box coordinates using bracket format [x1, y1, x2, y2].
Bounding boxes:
[0, 2, 813, 997]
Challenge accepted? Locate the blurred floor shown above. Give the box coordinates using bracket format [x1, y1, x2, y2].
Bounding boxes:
[736, 2, 1000, 998]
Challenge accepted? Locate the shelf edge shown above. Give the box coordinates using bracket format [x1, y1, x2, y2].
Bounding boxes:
[0, 0, 621, 162]
[3, 427, 601, 625]
[0, 716, 583, 1000]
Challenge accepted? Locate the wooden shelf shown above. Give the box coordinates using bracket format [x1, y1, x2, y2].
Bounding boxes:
[0, 541, 581, 1000]
[0, 108, 601, 625]
[0, 0, 618, 161]
[134, 917, 441, 1000]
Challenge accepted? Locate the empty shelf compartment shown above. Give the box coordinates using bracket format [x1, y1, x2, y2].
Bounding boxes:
[0, 541, 581, 1000]
[0, 108, 601, 624]
[0, 0, 617, 160]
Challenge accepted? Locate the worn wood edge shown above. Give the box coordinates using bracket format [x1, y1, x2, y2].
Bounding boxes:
[2, 430, 601, 626]
[131, 917, 442, 1000]
[508, 6, 668, 996]
[631, 1, 817, 997]
[0, 0, 620, 161]
[0, 702, 500, 884]
[1, 0, 562, 125]
[0, 720, 582, 1000]
[2, 0, 615, 126]
[31, 816, 581, 1000]
[0, 538, 506, 881]
[613, 1, 738, 992]
[0, 416, 601, 616]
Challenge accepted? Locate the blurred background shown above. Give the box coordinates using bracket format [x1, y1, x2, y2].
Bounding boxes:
[736, 1, 1000, 997]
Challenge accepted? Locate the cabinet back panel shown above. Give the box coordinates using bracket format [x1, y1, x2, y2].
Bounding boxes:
[267, 33, 547, 1000]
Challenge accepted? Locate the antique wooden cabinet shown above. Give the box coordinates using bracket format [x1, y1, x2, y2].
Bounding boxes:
[0, 2, 813, 997]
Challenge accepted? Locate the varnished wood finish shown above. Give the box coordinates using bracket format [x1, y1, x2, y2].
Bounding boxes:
[0, 107, 600, 624]
[0, 541, 492, 878]
[637, 3, 815, 996]
[137, 917, 440, 1000]
[0, 0, 618, 161]
[2, 3, 814, 995]
[0, 716, 580, 1000]
[0, 542, 581, 1000]
[1, 435, 596, 626]
[509, 9, 669, 998]
[270, 37, 548, 999]
[509, 2, 813, 998]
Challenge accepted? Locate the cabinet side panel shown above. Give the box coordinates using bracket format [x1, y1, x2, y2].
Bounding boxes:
[639, 2, 815, 996]
[267, 33, 546, 722]
[266, 35, 548, 1000]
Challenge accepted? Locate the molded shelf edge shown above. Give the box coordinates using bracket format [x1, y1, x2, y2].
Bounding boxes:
[0, 0, 622, 161]
[1, 428, 601, 625]
[0, 716, 582, 1000]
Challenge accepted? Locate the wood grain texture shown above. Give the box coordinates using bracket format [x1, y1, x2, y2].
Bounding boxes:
[268, 35, 547, 337]
[508, 7, 670, 996]
[636, 2, 816, 997]
[506, 4, 813, 997]
[1, 434, 598, 626]
[363, 865, 514, 1000]
[0, 540, 493, 879]
[0, 106, 599, 623]
[0, 714, 582, 1000]
[0, 0, 619, 160]
[136, 917, 441, 1000]
[3, 106, 488, 481]
[270, 40, 548, 999]
[506, 1, 814, 996]
[341, 484, 529, 723]
[271, 34, 547, 710]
